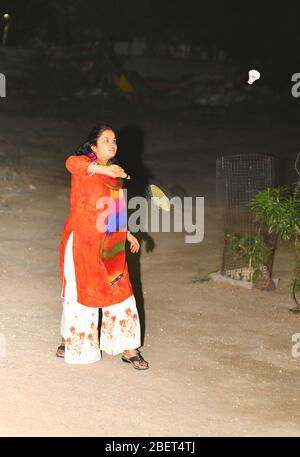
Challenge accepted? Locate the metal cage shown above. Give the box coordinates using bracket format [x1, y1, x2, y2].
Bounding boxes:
[216, 154, 276, 281]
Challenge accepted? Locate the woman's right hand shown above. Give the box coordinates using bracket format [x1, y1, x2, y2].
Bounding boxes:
[99, 164, 128, 179]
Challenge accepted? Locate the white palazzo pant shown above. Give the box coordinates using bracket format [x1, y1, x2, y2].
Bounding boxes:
[60, 232, 141, 364]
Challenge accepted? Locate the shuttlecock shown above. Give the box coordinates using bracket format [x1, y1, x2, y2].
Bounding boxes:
[248, 69, 260, 85]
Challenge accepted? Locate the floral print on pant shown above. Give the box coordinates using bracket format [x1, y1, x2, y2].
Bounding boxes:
[60, 232, 141, 364]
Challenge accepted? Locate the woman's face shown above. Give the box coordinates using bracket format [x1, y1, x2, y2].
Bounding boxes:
[92, 129, 117, 163]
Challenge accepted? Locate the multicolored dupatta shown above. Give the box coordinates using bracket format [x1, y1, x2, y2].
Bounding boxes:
[98, 176, 127, 286]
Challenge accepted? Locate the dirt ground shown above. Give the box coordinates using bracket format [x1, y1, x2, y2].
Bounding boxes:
[1, 96, 300, 437]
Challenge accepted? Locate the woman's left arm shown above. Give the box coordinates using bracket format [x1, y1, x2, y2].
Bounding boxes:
[127, 231, 140, 254]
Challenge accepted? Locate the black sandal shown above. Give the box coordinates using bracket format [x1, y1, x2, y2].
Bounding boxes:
[121, 351, 149, 370]
[56, 343, 65, 358]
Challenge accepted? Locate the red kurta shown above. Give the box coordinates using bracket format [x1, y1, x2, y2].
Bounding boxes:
[60, 155, 133, 308]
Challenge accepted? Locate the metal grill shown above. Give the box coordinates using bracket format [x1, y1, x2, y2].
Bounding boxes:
[216, 154, 276, 281]
[216, 154, 275, 207]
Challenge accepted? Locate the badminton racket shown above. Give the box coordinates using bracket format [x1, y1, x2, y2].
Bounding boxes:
[146, 183, 171, 211]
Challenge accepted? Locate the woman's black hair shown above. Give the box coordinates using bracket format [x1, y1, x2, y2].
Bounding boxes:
[75, 124, 116, 158]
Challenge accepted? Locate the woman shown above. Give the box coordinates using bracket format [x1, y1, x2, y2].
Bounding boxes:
[56, 124, 149, 370]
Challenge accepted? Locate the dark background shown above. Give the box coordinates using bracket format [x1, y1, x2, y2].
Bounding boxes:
[2, 1, 299, 60]
[1, 1, 299, 84]
[1, 1, 300, 189]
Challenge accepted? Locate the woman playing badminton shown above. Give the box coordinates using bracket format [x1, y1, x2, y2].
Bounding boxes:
[56, 124, 149, 370]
